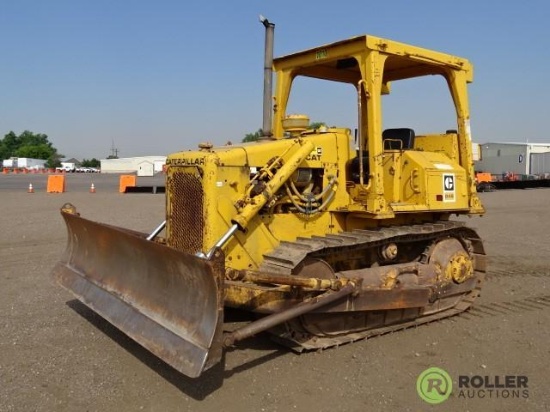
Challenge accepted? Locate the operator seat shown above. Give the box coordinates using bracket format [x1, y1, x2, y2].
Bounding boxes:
[383, 128, 415, 150]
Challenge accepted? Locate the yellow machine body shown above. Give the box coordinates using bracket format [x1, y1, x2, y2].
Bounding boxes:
[165, 34, 484, 272]
[53, 33, 486, 379]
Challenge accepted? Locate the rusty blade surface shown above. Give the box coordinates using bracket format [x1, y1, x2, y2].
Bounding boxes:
[52, 210, 224, 378]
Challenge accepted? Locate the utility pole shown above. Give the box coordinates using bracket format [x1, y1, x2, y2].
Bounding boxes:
[110, 140, 119, 158]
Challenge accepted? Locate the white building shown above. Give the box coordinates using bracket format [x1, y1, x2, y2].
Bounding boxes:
[100, 156, 166, 176]
[475, 142, 550, 176]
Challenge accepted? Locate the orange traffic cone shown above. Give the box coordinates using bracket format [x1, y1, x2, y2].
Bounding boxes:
[89, 183, 96, 193]
[28, 183, 34, 193]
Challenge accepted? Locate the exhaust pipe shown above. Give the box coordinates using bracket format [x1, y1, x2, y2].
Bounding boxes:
[260, 15, 275, 138]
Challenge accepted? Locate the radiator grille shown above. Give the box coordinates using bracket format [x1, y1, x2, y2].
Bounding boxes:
[168, 172, 204, 254]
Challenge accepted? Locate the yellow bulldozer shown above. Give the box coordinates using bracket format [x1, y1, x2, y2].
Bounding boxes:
[53, 19, 486, 378]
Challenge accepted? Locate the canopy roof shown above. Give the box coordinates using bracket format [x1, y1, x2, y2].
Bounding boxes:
[273, 35, 473, 84]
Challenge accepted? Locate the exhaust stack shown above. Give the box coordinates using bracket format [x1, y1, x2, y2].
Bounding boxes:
[260, 15, 275, 138]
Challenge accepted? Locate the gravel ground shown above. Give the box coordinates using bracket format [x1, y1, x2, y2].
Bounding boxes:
[1, 175, 549, 412]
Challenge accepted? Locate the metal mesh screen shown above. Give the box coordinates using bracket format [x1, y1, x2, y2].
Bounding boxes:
[168, 172, 204, 254]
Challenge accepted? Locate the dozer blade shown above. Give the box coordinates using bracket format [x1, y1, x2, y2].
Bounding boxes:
[52, 208, 225, 378]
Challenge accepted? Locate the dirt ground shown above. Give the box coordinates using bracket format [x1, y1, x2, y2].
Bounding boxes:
[1, 176, 549, 412]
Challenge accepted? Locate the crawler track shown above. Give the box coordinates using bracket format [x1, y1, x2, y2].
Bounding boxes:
[260, 221, 487, 350]
[261, 221, 485, 275]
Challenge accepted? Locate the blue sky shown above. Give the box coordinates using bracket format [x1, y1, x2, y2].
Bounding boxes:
[1, 0, 549, 159]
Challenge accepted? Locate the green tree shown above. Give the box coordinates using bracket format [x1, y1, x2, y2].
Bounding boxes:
[309, 121, 326, 129]
[0, 130, 61, 165]
[242, 128, 263, 142]
[241, 121, 327, 143]
[16, 143, 54, 159]
[81, 158, 100, 167]
[18, 130, 51, 147]
[45, 152, 64, 168]
[0, 131, 20, 160]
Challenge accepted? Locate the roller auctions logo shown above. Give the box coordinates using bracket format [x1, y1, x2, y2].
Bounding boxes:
[416, 367, 453, 404]
[417, 367, 530, 404]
